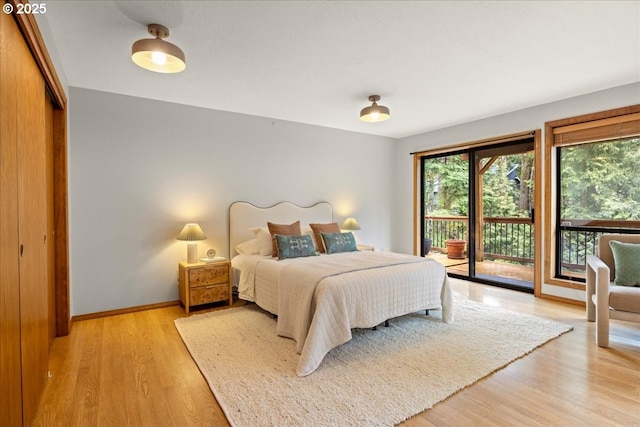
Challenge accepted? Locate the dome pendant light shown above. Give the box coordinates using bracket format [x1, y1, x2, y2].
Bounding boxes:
[360, 95, 390, 122]
[132, 24, 186, 73]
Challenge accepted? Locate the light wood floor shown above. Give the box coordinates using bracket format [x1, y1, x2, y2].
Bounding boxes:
[33, 280, 640, 427]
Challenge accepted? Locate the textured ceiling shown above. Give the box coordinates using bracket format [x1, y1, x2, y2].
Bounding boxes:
[39, 1, 640, 138]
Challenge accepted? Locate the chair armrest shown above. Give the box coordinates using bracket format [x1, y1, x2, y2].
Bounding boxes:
[586, 254, 609, 274]
[586, 255, 610, 321]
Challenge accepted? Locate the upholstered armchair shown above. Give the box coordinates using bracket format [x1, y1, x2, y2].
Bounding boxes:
[586, 234, 640, 347]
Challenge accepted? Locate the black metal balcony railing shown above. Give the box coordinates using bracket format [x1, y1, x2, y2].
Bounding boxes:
[426, 215, 534, 264]
[558, 222, 640, 278]
[483, 217, 533, 263]
[425, 215, 640, 279]
[427, 216, 467, 250]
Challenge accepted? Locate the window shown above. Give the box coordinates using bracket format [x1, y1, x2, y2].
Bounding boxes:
[545, 106, 640, 287]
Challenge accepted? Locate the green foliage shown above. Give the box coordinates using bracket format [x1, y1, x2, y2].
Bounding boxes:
[423, 152, 533, 219]
[423, 155, 469, 216]
[422, 137, 637, 268]
[423, 151, 534, 246]
[483, 157, 518, 217]
[560, 137, 640, 220]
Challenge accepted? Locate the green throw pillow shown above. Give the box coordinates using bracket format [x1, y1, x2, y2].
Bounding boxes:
[321, 232, 358, 254]
[274, 234, 316, 260]
[609, 240, 640, 287]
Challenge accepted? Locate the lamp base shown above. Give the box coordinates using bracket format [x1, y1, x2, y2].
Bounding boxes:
[187, 242, 198, 263]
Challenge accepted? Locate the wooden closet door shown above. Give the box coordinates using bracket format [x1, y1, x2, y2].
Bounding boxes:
[16, 22, 49, 425]
[0, 11, 24, 427]
[45, 96, 57, 344]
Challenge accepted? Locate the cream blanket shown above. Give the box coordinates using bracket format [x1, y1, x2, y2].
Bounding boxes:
[275, 251, 453, 376]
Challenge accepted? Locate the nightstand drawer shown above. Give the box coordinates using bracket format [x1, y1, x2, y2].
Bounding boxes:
[189, 265, 229, 287]
[189, 283, 230, 306]
[179, 261, 232, 314]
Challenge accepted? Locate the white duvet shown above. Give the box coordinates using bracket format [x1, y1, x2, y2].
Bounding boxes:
[232, 251, 453, 376]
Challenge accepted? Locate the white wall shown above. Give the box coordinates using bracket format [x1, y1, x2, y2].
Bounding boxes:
[34, 14, 69, 95]
[69, 83, 638, 314]
[69, 87, 396, 315]
[392, 82, 640, 300]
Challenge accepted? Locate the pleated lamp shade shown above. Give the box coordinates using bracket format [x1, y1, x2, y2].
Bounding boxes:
[341, 218, 361, 231]
[177, 223, 206, 263]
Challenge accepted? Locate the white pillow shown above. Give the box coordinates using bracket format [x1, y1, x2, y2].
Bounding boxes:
[249, 227, 273, 256]
[235, 239, 259, 255]
[301, 226, 318, 249]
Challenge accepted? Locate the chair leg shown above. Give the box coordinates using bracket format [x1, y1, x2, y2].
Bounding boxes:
[588, 259, 611, 347]
[595, 294, 610, 348]
[586, 275, 596, 322]
[596, 307, 609, 347]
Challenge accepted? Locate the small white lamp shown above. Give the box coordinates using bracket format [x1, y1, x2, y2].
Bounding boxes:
[177, 223, 207, 263]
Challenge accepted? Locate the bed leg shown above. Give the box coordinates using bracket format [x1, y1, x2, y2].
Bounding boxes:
[425, 309, 429, 316]
[372, 326, 377, 330]
[385, 319, 390, 327]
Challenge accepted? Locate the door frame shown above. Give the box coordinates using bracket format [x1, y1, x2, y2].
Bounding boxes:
[413, 130, 542, 295]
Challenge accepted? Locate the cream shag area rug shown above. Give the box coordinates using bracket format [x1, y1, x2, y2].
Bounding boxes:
[174, 295, 572, 427]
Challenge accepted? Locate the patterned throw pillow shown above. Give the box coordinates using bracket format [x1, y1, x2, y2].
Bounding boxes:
[320, 232, 358, 254]
[609, 240, 640, 287]
[274, 234, 316, 260]
[267, 221, 301, 256]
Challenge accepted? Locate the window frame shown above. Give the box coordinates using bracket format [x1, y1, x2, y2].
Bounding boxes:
[413, 130, 542, 295]
[544, 105, 640, 290]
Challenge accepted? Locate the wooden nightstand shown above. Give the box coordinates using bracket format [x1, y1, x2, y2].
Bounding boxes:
[178, 260, 232, 314]
[357, 244, 375, 251]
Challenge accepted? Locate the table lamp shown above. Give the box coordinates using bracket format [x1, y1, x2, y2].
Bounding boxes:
[177, 223, 207, 263]
[341, 218, 361, 231]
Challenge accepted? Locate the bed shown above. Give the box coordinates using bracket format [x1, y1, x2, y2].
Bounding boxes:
[229, 201, 453, 376]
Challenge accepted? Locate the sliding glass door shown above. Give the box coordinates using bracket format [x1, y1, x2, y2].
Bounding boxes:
[420, 137, 537, 292]
[422, 151, 470, 276]
[473, 141, 535, 290]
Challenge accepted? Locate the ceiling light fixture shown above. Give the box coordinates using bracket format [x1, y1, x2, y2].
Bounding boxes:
[360, 95, 390, 123]
[132, 23, 186, 73]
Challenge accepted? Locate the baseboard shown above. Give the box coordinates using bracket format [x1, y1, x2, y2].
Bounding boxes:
[71, 300, 180, 323]
[539, 293, 585, 307]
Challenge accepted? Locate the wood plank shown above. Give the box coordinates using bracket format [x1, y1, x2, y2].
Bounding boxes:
[16, 19, 49, 425]
[8, 0, 66, 110]
[32, 284, 640, 426]
[0, 11, 24, 427]
[533, 129, 542, 297]
[427, 251, 534, 283]
[404, 280, 640, 426]
[8, 0, 71, 339]
[45, 95, 56, 345]
[53, 107, 71, 337]
[1, 11, 67, 427]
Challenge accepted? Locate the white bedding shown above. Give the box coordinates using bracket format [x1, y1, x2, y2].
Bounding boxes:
[233, 254, 281, 313]
[232, 251, 453, 376]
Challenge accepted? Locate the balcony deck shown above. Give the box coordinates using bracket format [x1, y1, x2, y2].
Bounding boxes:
[426, 251, 534, 288]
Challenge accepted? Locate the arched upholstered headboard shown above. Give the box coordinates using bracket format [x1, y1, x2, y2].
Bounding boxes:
[228, 201, 333, 257]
